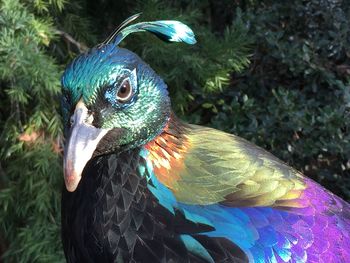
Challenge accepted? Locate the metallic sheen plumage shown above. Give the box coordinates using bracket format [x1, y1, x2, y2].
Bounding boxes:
[61, 14, 350, 263]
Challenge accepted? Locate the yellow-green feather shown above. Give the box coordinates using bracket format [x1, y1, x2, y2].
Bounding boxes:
[172, 125, 306, 207]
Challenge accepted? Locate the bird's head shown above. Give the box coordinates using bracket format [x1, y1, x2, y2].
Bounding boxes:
[61, 14, 196, 192]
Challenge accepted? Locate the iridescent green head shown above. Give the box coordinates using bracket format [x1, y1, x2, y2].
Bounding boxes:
[61, 14, 196, 191]
[61, 45, 171, 152]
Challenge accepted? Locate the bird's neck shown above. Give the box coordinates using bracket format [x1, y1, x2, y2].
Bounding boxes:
[143, 114, 190, 190]
[145, 113, 189, 158]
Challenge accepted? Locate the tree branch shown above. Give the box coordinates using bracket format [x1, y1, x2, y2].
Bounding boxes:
[56, 30, 88, 53]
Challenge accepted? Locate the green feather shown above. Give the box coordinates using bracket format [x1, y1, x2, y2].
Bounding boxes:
[169, 125, 305, 206]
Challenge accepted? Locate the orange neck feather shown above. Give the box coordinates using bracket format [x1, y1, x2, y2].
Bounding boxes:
[144, 115, 190, 191]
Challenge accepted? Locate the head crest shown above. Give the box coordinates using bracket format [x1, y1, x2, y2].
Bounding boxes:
[103, 13, 196, 46]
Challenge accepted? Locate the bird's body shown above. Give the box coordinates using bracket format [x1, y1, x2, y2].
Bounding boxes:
[61, 15, 350, 262]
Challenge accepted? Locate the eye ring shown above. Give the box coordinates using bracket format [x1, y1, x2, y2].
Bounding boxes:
[116, 78, 133, 103]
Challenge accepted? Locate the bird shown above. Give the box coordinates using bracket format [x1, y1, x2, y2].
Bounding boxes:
[60, 14, 350, 263]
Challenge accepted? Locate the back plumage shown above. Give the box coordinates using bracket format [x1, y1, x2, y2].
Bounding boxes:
[144, 116, 350, 262]
[61, 14, 350, 263]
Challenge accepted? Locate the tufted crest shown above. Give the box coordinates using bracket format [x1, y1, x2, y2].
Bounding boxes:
[102, 13, 196, 46]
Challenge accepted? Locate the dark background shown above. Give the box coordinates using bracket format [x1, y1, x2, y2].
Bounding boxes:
[0, 0, 349, 261]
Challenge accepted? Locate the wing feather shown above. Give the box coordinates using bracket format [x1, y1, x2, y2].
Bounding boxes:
[146, 121, 305, 207]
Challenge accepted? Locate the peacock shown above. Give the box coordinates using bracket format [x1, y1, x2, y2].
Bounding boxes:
[61, 14, 350, 263]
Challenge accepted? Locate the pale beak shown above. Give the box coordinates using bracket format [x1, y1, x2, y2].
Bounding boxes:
[63, 100, 110, 192]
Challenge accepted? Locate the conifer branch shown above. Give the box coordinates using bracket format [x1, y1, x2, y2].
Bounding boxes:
[56, 30, 88, 53]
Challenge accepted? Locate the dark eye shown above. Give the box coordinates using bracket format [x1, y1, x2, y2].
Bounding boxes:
[116, 78, 133, 103]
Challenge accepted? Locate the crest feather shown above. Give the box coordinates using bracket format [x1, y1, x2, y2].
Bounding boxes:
[104, 14, 196, 46]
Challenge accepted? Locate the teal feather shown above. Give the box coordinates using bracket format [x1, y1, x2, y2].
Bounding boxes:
[179, 235, 214, 263]
[111, 16, 196, 45]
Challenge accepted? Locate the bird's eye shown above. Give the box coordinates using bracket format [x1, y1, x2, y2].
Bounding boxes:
[116, 78, 133, 103]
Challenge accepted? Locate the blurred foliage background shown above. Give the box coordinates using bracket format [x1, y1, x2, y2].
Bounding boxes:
[0, 0, 349, 261]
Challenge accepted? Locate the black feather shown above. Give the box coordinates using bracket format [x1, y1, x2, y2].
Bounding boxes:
[62, 148, 248, 262]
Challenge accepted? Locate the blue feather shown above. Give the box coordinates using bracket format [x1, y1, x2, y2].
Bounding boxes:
[112, 19, 196, 45]
[180, 235, 214, 263]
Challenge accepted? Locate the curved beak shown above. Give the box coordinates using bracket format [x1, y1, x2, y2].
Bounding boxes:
[63, 100, 110, 192]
